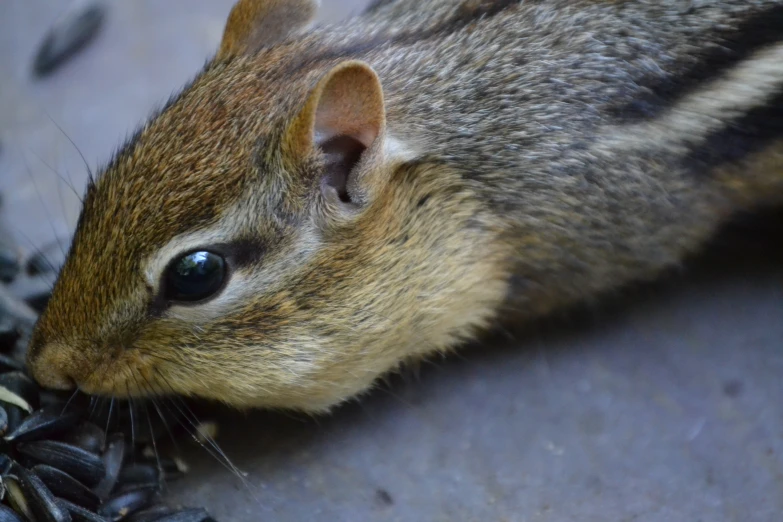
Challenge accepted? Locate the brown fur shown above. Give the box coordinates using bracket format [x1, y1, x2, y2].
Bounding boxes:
[27, 0, 783, 412]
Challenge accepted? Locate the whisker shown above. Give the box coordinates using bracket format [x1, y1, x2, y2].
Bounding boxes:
[153, 370, 273, 508]
[13, 228, 58, 279]
[138, 373, 181, 455]
[157, 397, 237, 478]
[93, 397, 108, 423]
[60, 389, 80, 416]
[22, 155, 66, 258]
[55, 164, 72, 234]
[87, 396, 98, 421]
[151, 371, 261, 501]
[145, 402, 164, 490]
[29, 149, 83, 204]
[153, 372, 240, 470]
[105, 396, 115, 435]
[43, 110, 95, 186]
[126, 382, 137, 462]
[129, 369, 164, 486]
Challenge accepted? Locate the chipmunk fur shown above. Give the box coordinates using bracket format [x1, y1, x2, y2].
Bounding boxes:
[27, 0, 783, 412]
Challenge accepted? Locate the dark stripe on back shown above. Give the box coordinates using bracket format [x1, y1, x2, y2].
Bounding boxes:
[682, 87, 783, 173]
[283, 0, 521, 74]
[610, 4, 783, 122]
[363, 0, 399, 14]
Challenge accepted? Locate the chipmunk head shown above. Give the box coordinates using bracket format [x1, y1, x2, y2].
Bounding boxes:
[27, 0, 509, 412]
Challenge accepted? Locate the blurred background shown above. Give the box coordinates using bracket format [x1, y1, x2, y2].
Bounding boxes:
[0, 1, 781, 521]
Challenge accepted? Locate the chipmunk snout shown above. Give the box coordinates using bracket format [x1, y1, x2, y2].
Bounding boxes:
[26, 341, 78, 392]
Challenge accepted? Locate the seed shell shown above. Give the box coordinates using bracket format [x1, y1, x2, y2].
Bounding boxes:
[124, 504, 176, 522]
[0, 219, 218, 520]
[152, 509, 216, 522]
[0, 357, 24, 375]
[13, 465, 72, 522]
[3, 406, 25, 436]
[0, 407, 7, 437]
[56, 499, 110, 522]
[5, 406, 81, 443]
[32, 465, 100, 511]
[98, 487, 157, 520]
[32, 4, 106, 77]
[3, 476, 32, 521]
[92, 434, 125, 500]
[0, 371, 39, 414]
[17, 441, 106, 487]
[58, 423, 105, 455]
[0, 504, 23, 522]
[116, 464, 160, 489]
[0, 455, 13, 475]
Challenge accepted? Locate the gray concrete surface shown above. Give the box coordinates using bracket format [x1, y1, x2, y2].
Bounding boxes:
[1, 1, 781, 521]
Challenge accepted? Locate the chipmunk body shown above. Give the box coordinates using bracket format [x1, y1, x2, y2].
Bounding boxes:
[27, 0, 783, 411]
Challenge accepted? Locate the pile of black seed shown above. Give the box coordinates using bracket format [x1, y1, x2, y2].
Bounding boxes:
[0, 235, 218, 520]
[0, 361, 217, 521]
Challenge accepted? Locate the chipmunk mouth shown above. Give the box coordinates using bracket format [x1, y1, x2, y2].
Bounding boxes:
[63, 349, 161, 401]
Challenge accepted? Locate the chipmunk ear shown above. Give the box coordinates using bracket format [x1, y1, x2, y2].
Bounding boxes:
[285, 60, 386, 207]
[217, 0, 318, 59]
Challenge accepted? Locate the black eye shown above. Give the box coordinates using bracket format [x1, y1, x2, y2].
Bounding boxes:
[164, 251, 227, 302]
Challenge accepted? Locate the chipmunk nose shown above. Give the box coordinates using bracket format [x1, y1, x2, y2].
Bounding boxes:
[26, 341, 77, 391]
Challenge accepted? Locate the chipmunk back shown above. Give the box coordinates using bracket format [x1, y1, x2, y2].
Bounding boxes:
[27, 0, 783, 411]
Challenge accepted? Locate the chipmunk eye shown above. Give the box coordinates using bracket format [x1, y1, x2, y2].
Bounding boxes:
[164, 251, 226, 302]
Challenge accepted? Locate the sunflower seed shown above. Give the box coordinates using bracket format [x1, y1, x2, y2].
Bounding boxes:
[32, 3, 106, 78]
[32, 465, 100, 511]
[0, 372, 39, 414]
[3, 476, 32, 521]
[98, 486, 157, 520]
[117, 464, 159, 489]
[168, 510, 216, 522]
[5, 406, 81, 443]
[0, 249, 19, 285]
[159, 458, 187, 479]
[0, 357, 24, 375]
[13, 465, 71, 522]
[17, 441, 106, 487]
[25, 293, 51, 314]
[58, 423, 105, 455]
[3, 406, 25, 436]
[92, 434, 124, 500]
[0, 455, 13, 476]
[0, 407, 7, 437]
[150, 509, 216, 522]
[0, 338, 218, 519]
[55, 499, 109, 522]
[0, 504, 23, 522]
[124, 504, 176, 522]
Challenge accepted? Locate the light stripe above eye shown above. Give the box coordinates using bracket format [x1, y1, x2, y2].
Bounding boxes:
[143, 201, 322, 322]
[144, 226, 233, 293]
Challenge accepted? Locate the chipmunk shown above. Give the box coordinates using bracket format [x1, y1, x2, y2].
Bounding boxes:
[26, 0, 783, 412]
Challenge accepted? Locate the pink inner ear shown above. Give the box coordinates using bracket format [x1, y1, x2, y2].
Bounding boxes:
[307, 63, 386, 207]
[313, 67, 385, 150]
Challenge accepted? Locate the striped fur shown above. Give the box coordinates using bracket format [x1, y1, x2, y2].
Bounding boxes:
[27, 0, 783, 412]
